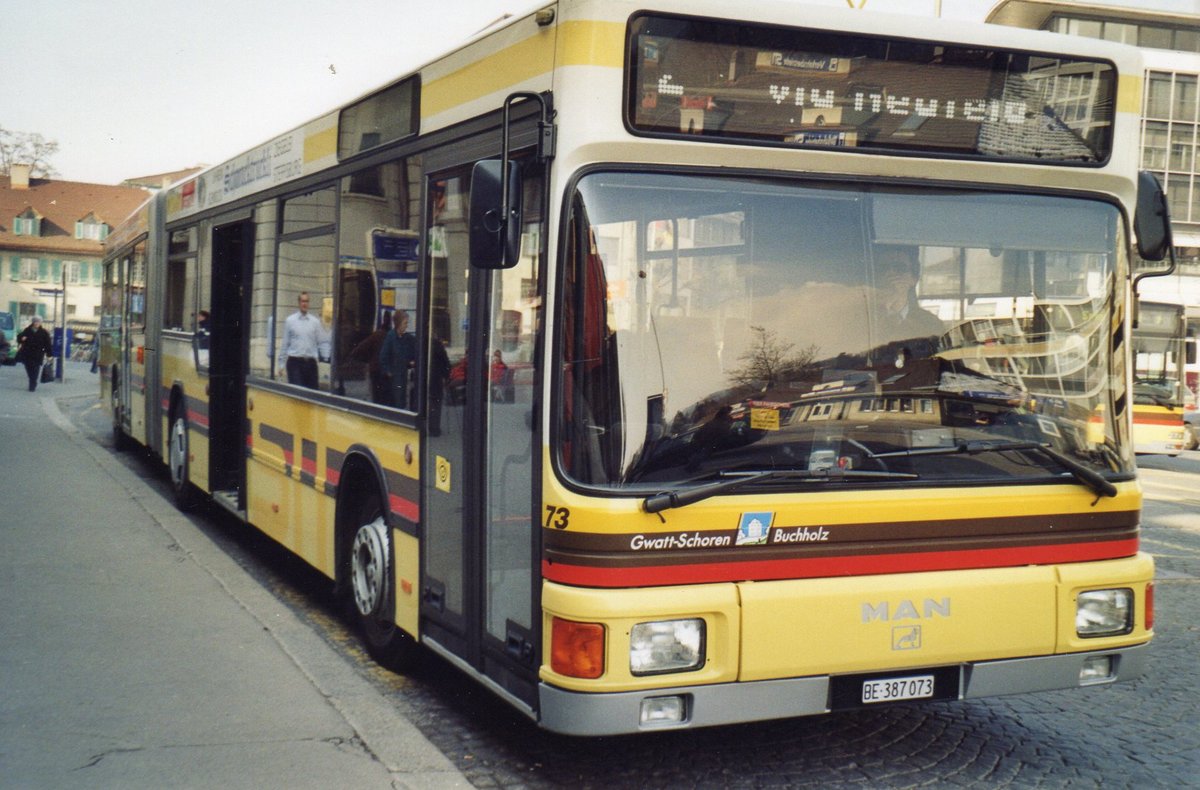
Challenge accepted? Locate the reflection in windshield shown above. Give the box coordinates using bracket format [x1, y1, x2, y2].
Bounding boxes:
[1132, 302, 1186, 408]
[558, 172, 1132, 490]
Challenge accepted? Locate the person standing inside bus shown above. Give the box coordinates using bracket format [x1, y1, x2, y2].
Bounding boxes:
[16, 315, 52, 392]
[280, 292, 326, 389]
[380, 309, 417, 409]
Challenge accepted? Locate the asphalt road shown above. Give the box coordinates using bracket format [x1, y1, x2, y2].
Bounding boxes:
[16, 364, 1200, 788]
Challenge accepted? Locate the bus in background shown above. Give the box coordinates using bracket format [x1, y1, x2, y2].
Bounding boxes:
[102, 0, 1171, 734]
[1185, 307, 1199, 450]
[1132, 301, 1189, 456]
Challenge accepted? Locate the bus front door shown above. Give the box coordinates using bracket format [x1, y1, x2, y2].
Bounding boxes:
[421, 158, 543, 710]
[209, 218, 253, 512]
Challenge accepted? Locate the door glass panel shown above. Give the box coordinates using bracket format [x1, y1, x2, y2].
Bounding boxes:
[484, 169, 542, 641]
[424, 171, 471, 620]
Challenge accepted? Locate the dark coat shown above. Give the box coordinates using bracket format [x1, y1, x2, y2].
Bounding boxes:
[17, 324, 52, 362]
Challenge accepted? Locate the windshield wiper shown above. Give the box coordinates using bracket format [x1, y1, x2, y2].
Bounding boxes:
[873, 440, 1117, 498]
[642, 468, 918, 514]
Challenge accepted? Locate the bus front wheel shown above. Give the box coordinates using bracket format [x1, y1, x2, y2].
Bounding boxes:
[348, 498, 416, 671]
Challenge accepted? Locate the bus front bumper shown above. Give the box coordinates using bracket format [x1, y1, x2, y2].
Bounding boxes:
[537, 642, 1149, 736]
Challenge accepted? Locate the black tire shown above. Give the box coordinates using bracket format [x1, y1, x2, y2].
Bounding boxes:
[111, 372, 129, 452]
[347, 495, 417, 670]
[168, 412, 197, 511]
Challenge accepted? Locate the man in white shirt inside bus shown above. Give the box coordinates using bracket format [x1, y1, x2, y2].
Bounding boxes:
[280, 292, 328, 389]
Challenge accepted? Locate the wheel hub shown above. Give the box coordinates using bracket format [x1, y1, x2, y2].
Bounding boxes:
[351, 516, 389, 617]
[169, 418, 187, 488]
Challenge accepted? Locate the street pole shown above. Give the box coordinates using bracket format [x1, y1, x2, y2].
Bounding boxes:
[59, 265, 67, 382]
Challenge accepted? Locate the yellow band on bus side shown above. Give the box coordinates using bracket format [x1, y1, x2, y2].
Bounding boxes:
[421, 20, 625, 121]
[1118, 73, 1142, 116]
[304, 125, 338, 164]
[556, 20, 626, 68]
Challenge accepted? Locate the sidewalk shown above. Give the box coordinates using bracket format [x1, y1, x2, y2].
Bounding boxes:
[0, 361, 466, 789]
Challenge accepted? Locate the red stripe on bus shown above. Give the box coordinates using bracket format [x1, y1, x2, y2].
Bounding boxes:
[1133, 415, 1185, 426]
[541, 538, 1139, 588]
[188, 409, 209, 429]
[389, 494, 419, 523]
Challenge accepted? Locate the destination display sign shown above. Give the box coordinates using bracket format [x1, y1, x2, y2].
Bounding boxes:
[628, 15, 1116, 164]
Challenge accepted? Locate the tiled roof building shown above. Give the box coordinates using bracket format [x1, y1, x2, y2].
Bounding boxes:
[1, 165, 149, 335]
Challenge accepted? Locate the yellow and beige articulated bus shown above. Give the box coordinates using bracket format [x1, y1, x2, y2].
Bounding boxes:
[101, 0, 1174, 735]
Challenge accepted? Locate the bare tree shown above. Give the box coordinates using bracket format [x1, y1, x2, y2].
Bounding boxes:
[729, 325, 820, 390]
[0, 126, 60, 178]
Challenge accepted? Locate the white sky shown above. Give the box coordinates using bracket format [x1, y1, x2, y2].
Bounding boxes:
[0, 0, 1183, 185]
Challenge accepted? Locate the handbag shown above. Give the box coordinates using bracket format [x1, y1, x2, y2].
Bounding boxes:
[40, 359, 54, 383]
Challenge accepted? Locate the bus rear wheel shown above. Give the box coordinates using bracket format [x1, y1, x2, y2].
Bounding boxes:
[348, 498, 416, 670]
[168, 413, 197, 511]
[111, 370, 129, 452]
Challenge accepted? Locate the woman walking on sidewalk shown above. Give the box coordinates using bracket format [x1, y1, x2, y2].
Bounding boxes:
[16, 315, 52, 392]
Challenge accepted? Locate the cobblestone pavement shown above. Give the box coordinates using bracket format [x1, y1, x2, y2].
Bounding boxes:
[71, 392, 1200, 789]
[379, 456, 1200, 790]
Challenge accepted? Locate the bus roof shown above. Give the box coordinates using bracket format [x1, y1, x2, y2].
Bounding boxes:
[145, 0, 1145, 227]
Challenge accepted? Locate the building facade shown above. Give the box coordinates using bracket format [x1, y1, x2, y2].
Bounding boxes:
[987, 0, 1200, 309]
[1, 165, 148, 342]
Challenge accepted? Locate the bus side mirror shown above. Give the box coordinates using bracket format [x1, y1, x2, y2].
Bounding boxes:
[469, 160, 522, 269]
[1134, 170, 1172, 262]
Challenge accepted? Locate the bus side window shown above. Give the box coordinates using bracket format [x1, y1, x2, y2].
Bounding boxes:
[335, 159, 419, 406]
[164, 227, 198, 332]
[275, 187, 337, 391]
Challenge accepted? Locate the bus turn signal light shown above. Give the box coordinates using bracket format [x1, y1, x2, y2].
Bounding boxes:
[551, 617, 605, 679]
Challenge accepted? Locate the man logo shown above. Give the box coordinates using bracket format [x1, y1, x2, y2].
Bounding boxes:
[893, 625, 921, 650]
[861, 597, 950, 623]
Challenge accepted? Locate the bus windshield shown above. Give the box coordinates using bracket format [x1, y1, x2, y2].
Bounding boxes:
[558, 172, 1131, 490]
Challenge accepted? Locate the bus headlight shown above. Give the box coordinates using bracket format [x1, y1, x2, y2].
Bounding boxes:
[630, 618, 705, 676]
[1075, 589, 1133, 637]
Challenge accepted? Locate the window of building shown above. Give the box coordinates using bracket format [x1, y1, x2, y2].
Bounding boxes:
[1047, 14, 1200, 54]
[63, 261, 82, 285]
[1144, 122, 1168, 169]
[1168, 180, 1190, 223]
[1139, 25, 1173, 51]
[1147, 73, 1174, 119]
[1171, 125, 1196, 172]
[1102, 22, 1137, 45]
[1142, 71, 1200, 228]
[13, 208, 41, 236]
[20, 258, 39, 281]
[1176, 74, 1198, 122]
[76, 213, 109, 241]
